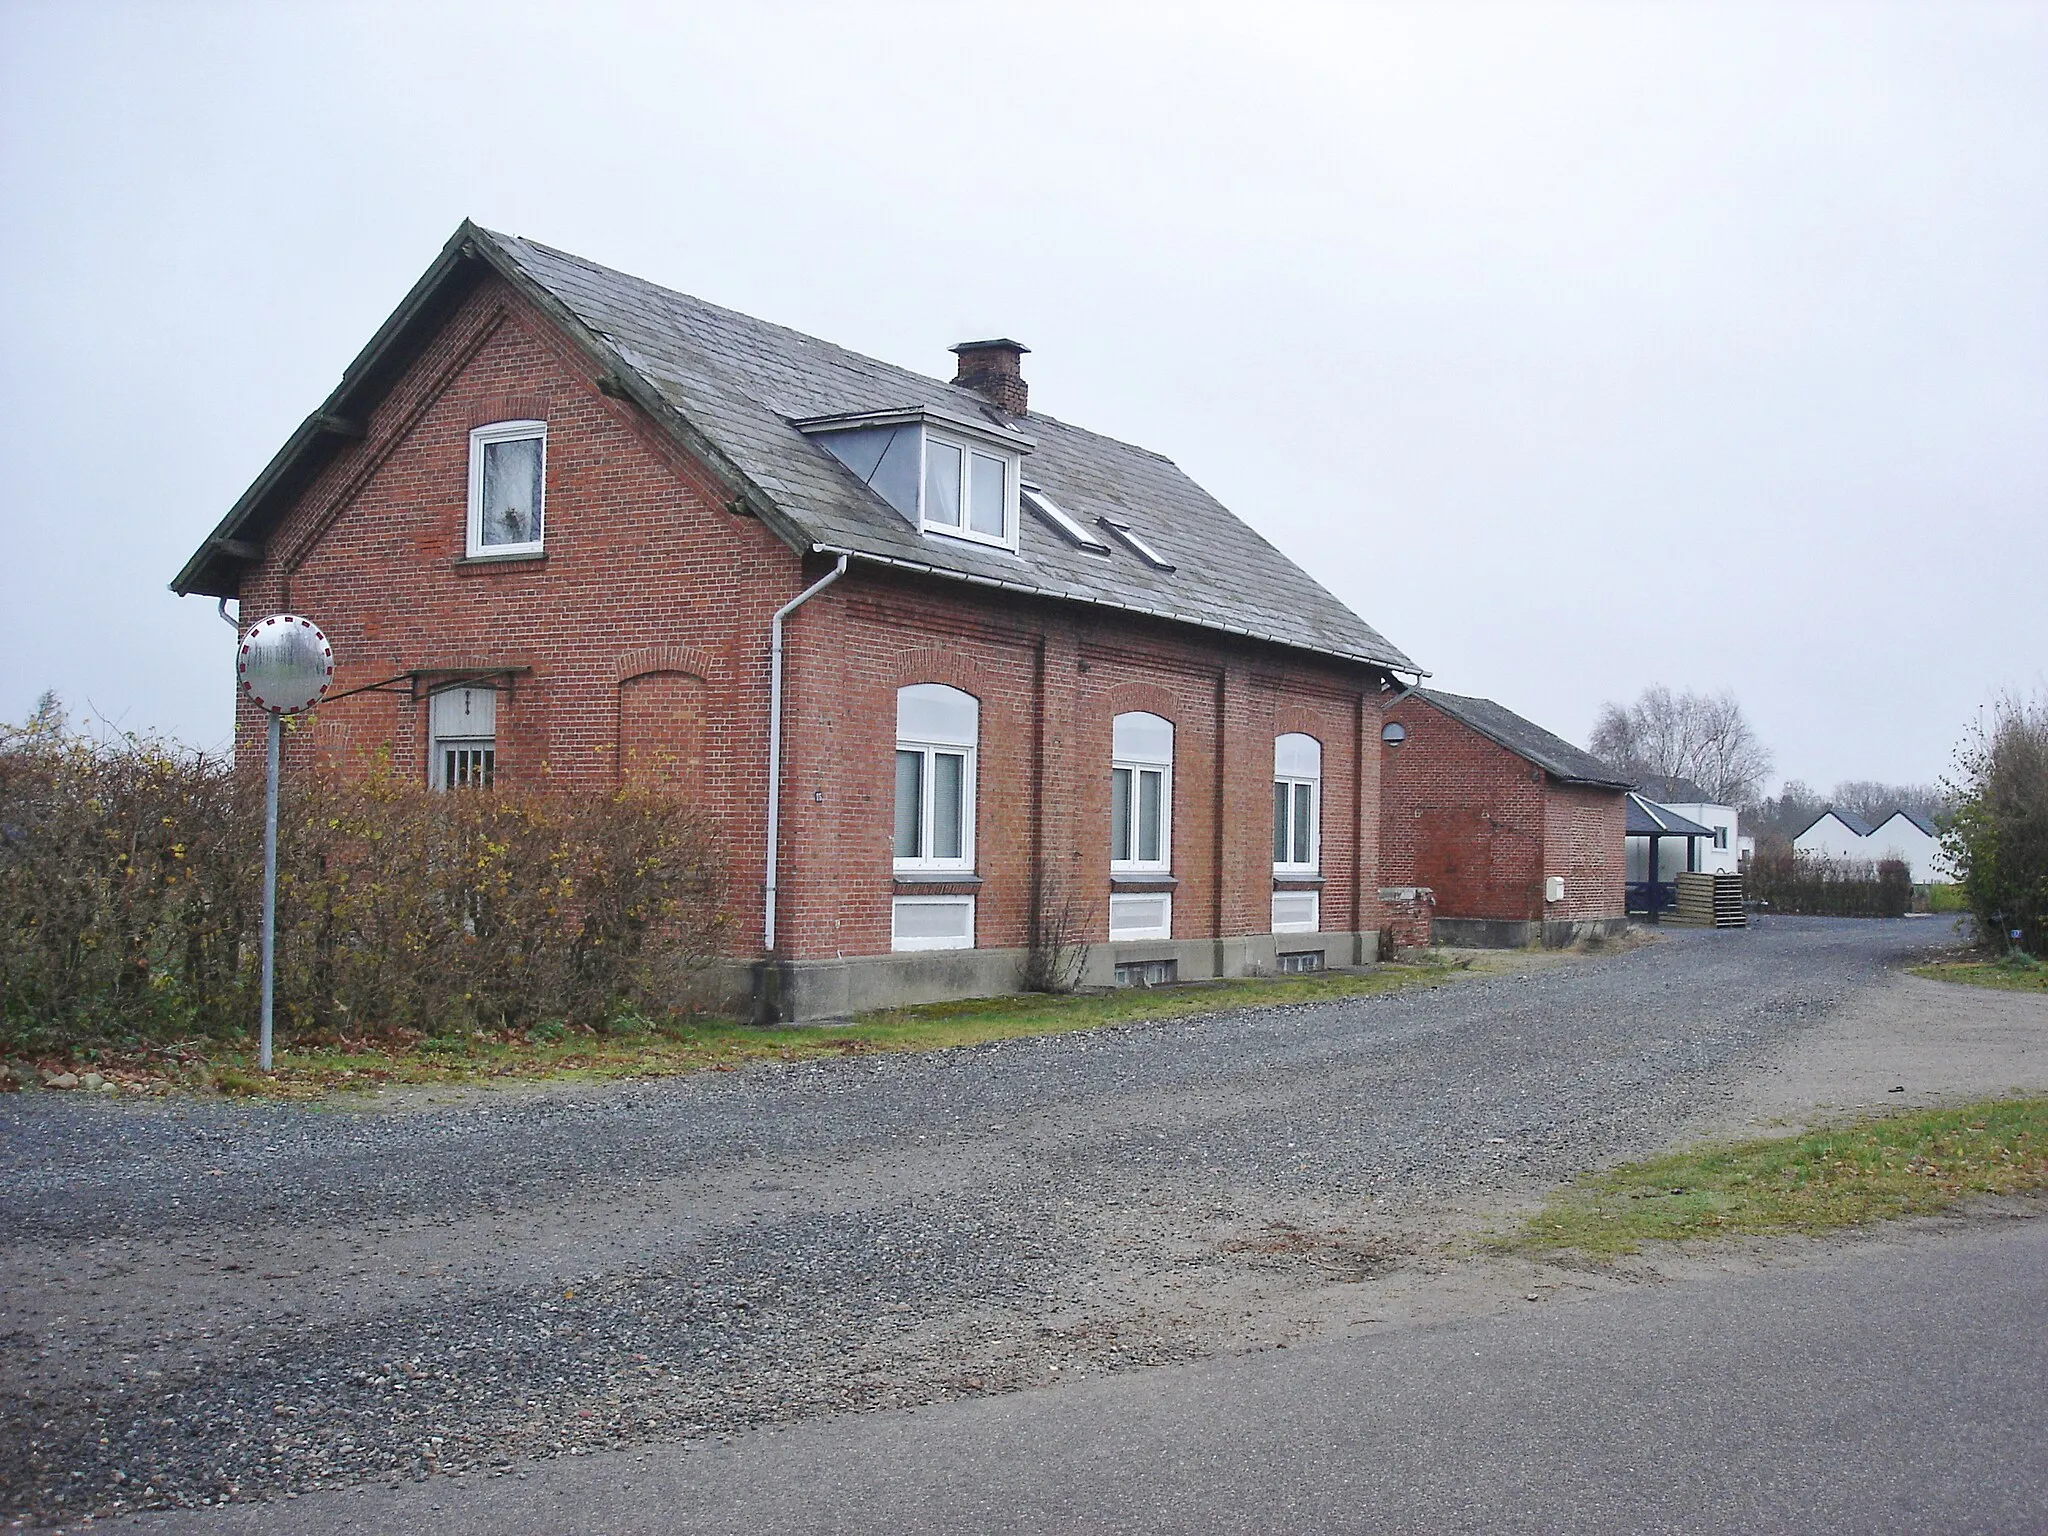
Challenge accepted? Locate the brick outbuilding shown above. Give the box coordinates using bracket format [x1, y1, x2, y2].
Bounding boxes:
[172, 223, 1423, 1018]
[1379, 690, 1629, 947]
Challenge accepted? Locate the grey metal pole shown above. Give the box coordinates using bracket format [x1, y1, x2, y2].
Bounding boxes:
[259, 709, 281, 1072]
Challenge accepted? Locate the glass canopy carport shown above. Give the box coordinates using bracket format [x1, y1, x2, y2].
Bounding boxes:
[1626, 793, 1717, 922]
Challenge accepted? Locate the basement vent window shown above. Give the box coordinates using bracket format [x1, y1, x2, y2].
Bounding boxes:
[1277, 951, 1325, 975]
[892, 895, 975, 952]
[1097, 516, 1175, 571]
[1021, 486, 1110, 552]
[1109, 891, 1172, 940]
[1272, 890, 1321, 934]
[1114, 958, 1178, 988]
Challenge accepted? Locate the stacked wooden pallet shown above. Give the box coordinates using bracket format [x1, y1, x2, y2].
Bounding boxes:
[1669, 871, 1747, 928]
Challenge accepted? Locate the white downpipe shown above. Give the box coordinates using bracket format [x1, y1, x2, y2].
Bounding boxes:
[764, 554, 849, 952]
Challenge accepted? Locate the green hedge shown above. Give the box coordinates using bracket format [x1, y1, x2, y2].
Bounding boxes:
[1, 722, 728, 1054]
[1745, 849, 1911, 918]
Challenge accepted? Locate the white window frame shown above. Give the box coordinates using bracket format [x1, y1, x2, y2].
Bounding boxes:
[1111, 712, 1174, 874]
[920, 428, 1018, 553]
[893, 684, 978, 875]
[894, 741, 977, 873]
[1273, 734, 1322, 875]
[892, 894, 976, 952]
[466, 420, 547, 558]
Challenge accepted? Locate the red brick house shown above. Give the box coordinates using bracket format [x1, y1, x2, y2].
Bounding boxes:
[1379, 690, 1628, 947]
[172, 223, 1423, 1018]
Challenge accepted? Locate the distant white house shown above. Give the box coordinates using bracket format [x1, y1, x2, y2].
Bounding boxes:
[1794, 807, 1951, 883]
[1868, 810, 1950, 883]
[1794, 808, 1877, 862]
[1636, 776, 1740, 876]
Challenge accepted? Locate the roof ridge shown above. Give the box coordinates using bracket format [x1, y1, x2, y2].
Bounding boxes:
[492, 230, 1194, 468]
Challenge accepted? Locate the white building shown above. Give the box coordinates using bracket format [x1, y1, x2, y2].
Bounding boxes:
[1637, 776, 1741, 875]
[1867, 810, 1950, 883]
[1793, 807, 1950, 883]
[1794, 808, 1876, 862]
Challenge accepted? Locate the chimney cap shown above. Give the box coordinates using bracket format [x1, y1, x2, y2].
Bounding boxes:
[949, 337, 1030, 356]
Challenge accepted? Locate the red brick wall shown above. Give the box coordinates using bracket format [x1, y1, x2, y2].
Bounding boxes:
[229, 272, 1394, 964]
[1379, 696, 1546, 922]
[771, 571, 1389, 960]
[1542, 782, 1627, 922]
[233, 274, 808, 951]
[1381, 695, 1626, 925]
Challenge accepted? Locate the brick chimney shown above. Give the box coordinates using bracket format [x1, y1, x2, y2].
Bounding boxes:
[950, 338, 1029, 416]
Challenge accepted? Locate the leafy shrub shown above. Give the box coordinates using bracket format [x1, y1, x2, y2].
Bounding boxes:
[1925, 883, 1967, 914]
[1, 718, 730, 1055]
[1943, 693, 2048, 958]
[1745, 849, 1911, 918]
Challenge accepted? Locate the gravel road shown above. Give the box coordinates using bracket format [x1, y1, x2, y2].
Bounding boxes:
[0, 917, 1954, 1525]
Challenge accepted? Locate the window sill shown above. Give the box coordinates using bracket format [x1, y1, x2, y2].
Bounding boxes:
[894, 871, 982, 889]
[1111, 873, 1178, 890]
[456, 550, 548, 568]
[1273, 874, 1324, 888]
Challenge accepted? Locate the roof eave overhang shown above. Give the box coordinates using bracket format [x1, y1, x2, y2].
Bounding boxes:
[170, 220, 813, 599]
[812, 543, 1419, 679]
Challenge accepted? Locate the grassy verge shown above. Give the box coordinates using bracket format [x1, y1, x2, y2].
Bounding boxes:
[5, 961, 1463, 1101]
[1911, 954, 2048, 993]
[1498, 1097, 2048, 1259]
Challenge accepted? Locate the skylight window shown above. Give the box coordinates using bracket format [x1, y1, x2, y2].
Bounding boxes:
[1098, 516, 1175, 571]
[1021, 486, 1110, 552]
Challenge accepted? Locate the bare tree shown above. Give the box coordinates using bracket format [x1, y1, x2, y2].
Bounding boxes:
[1826, 780, 1947, 827]
[1590, 685, 1773, 804]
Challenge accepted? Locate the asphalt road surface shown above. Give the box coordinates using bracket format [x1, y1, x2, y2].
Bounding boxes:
[3, 916, 2020, 1529]
[124, 1214, 2048, 1535]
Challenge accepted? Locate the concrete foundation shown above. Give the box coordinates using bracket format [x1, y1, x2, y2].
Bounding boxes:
[1431, 915, 1630, 950]
[742, 929, 1383, 1022]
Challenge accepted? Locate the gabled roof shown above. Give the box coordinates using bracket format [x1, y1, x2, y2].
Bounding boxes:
[1795, 807, 1876, 840]
[1626, 793, 1717, 838]
[1873, 808, 1938, 836]
[1410, 689, 1630, 789]
[173, 222, 1419, 676]
[1633, 773, 1720, 807]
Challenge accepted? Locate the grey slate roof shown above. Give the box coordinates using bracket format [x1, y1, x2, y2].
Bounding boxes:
[169, 221, 1418, 675]
[1413, 689, 1630, 788]
[1632, 773, 1719, 806]
[489, 232, 1416, 671]
[1797, 807, 1877, 840]
[1627, 794, 1717, 838]
[1883, 808, 1939, 836]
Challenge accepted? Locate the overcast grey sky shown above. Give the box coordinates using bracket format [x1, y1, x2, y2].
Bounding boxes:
[3, 1, 2042, 792]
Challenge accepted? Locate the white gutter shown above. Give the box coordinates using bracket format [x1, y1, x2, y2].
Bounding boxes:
[808, 544, 1427, 677]
[763, 554, 849, 952]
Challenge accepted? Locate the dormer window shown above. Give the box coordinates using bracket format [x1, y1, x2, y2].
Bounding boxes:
[923, 433, 1012, 544]
[801, 409, 1026, 554]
